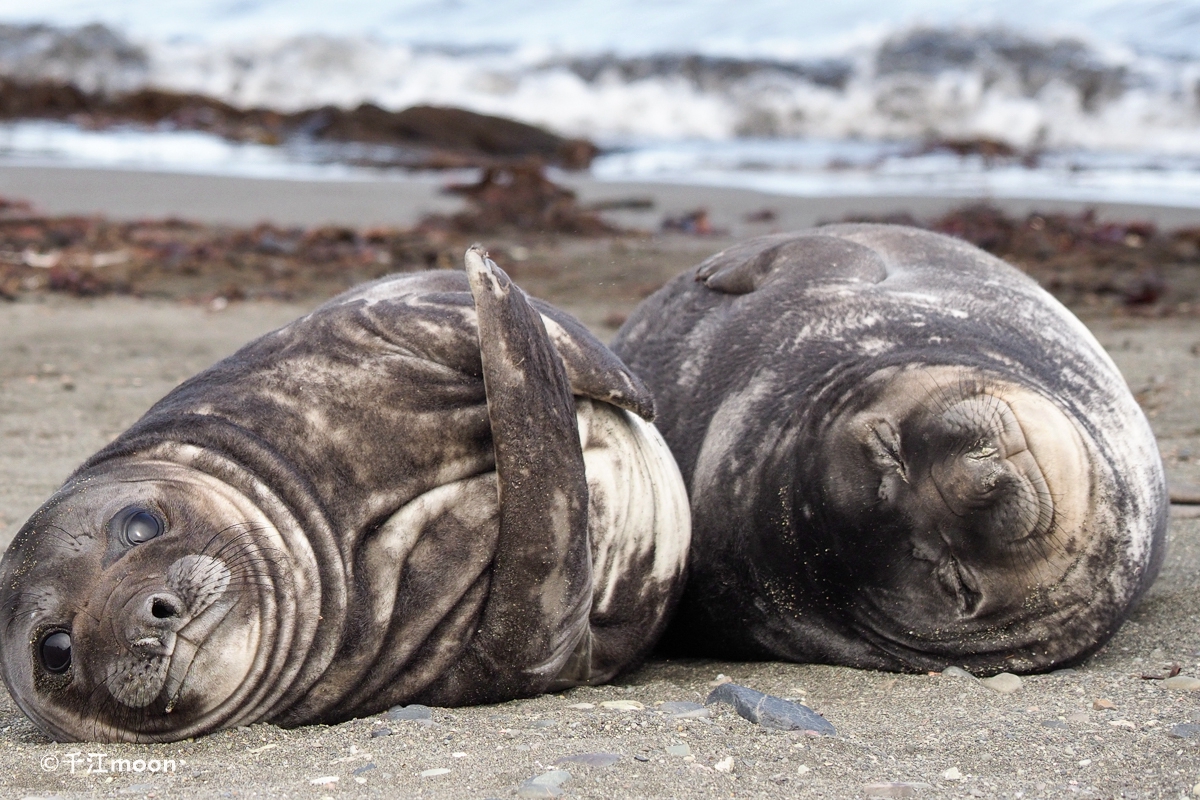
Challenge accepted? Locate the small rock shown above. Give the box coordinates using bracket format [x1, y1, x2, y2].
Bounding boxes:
[1161, 676, 1200, 691]
[600, 700, 645, 711]
[797, 764, 811, 774]
[420, 768, 451, 777]
[1108, 719, 1137, 730]
[1093, 698, 1115, 710]
[979, 673, 1023, 694]
[659, 701, 711, 719]
[1041, 719, 1068, 729]
[714, 756, 735, 773]
[1168, 723, 1200, 739]
[529, 770, 571, 787]
[386, 704, 432, 721]
[709, 673, 732, 687]
[557, 752, 620, 768]
[942, 767, 963, 781]
[634, 755, 650, 762]
[706, 683, 836, 735]
[940, 666, 976, 680]
[517, 770, 571, 796]
[864, 781, 933, 798]
[665, 744, 691, 757]
[370, 727, 392, 738]
[352, 763, 377, 776]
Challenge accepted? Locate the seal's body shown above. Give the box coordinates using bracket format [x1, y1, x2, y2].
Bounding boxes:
[613, 225, 1166, 675]
[1, 251, 689, 742]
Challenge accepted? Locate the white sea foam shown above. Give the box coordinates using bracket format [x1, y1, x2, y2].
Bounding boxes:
[0, 2, 1197, 204]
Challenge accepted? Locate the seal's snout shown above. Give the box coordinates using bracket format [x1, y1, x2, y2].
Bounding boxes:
[122, 591, 186, 650]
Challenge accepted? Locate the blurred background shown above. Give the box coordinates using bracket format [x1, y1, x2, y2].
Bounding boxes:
[0, 0, 1198, 206]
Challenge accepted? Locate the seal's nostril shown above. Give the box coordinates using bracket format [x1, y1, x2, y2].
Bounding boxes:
[151, 597, 180, 619]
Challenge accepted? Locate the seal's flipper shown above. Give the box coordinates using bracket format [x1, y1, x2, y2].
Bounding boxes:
[695, 233, 887, 294]
[529, 301, 656, 420]
[429, 246, 592, 703]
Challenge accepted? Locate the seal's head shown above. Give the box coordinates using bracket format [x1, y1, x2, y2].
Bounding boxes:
[0, 460, 292, 742]
[814, 364, 1116, 670]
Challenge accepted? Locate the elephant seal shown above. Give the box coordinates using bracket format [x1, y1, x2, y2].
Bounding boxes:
[0, 248, 689, 743]
[612, 224, 1167, 675]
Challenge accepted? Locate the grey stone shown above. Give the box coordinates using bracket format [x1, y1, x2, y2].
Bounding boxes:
[940, 666, 976, 680]
[556, 752, 620, 768]
[634, 755, 650, 762]
[705, 683, 836, 735]
[530, 770, 572, 787]
[385, 704, 432, 721]
[665, 744, 691, 756]
[1168, 722, 1200, 739]
[659, 701, 710, 719]
[370, 727, 392, 738]
[864, 781, 934, 798]
[352, 763, 377, 776]
[1161, 676, 1200, 691]
[979, 673, 1023, 694]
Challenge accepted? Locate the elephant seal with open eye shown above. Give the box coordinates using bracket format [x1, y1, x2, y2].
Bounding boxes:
[0, 247, 689, 743]
[612, 224, 1166, 675]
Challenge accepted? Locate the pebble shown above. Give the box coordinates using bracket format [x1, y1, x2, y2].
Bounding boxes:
[665, 744, 691, 757]
[1108, 719, 1137, 730]
[940, 666, 976, 680]
[1161, 676, 1200, 691]
[659, 701, 711, 719]
[714, 756, 735, 773]
[352, 764, 376, 776]
[370, 727, 392, 738]
[420, 768, 451, 777]
[600, 700, 645, 711]
[942, 767, 963, 781]
[1168, 723, 1200, 739]
[979, 673, 1023, 694]
[864, 781, 933, 798]
[705, 683, 836, 735]
[634, 755, 650, 762]
[386, 704, 432, 721]
[556, 752, 620, 767]
[1093, 698, 1115, 710]
[517, 770, 571, 797]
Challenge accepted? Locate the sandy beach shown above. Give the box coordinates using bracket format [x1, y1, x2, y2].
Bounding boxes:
[0, 166, 1198, 799]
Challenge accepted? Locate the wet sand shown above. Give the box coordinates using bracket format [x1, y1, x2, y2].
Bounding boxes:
[0, 166, 1197, 798]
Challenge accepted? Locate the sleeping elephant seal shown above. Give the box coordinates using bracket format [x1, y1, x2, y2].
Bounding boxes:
[612, 224, 1166, 675]
[0, 247, 689, 743]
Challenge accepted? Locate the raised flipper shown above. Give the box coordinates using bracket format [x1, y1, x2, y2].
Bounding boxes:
[421, 246, 593, 704]
[695, 232, 887, 294]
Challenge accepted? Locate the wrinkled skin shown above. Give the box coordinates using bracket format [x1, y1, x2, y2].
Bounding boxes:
[613, 224, 1167, 675]
[0, 251, 690, 742]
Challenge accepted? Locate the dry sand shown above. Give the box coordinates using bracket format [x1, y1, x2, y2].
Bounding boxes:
[0, 167, 1197, 799]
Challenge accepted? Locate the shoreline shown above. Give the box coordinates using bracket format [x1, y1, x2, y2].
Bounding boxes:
[2, 164, 1200, 234]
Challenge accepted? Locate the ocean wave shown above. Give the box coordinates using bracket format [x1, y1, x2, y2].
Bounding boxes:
[0, 20, 1198, 157]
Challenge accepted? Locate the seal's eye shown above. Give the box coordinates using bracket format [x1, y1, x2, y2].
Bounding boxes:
[39, 631, 71, 673]
[121, 509, 164, 545]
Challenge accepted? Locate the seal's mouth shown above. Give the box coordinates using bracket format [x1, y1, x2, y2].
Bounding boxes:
[102, 555, 236, 712]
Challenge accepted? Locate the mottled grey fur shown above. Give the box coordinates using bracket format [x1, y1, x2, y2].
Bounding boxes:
[0, 252, 689, 742]
[613, 224, 1166, 675]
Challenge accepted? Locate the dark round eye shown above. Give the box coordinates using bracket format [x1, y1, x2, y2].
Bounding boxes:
[39, 631, 71, 674]
[122, 509, 163, 544]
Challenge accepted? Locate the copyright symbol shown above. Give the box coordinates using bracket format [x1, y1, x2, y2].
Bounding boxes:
[40, 754, 58, 772]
